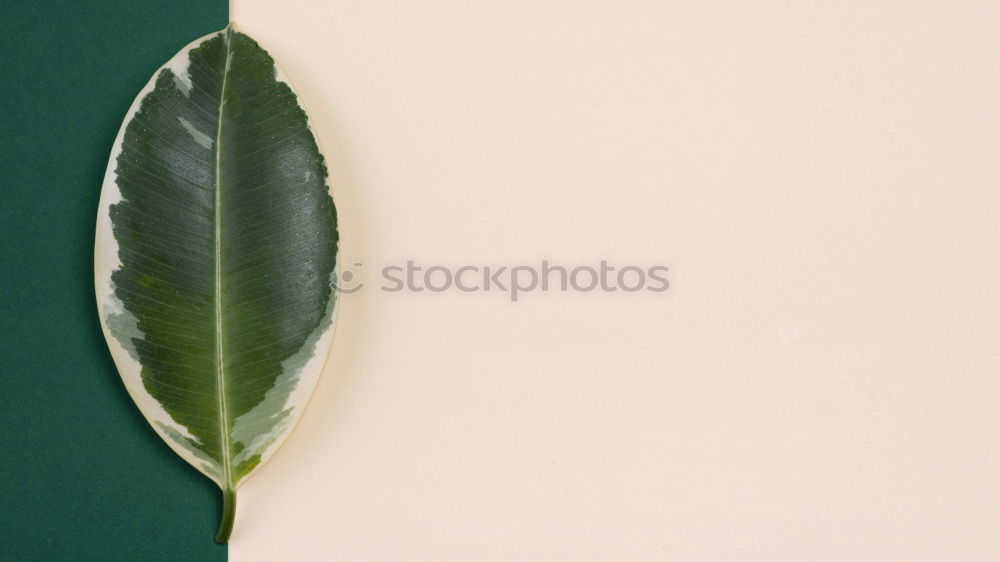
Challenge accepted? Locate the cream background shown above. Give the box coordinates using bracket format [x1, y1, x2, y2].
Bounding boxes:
[229, 1, 1000, 560]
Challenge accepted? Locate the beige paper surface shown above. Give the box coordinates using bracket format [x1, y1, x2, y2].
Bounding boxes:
[230, 1, 1000, 559]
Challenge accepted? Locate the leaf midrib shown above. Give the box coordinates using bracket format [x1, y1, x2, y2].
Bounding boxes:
[213, 27, 234, 493]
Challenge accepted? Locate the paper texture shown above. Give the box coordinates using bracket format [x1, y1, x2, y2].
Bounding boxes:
[230, 1, 1000, 559]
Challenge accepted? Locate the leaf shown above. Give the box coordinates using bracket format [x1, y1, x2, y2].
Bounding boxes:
[94, 24, 339, 543]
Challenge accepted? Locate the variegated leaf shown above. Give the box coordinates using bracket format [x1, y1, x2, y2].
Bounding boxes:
[94, 24, 338, 543]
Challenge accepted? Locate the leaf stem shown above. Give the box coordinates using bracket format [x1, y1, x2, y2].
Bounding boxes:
[215, 487, 236, 544]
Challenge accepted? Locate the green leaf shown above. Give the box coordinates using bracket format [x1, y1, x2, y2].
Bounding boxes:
[94, 24, 339, 543]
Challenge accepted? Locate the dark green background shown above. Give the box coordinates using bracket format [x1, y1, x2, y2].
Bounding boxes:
[1, 1, 228, 560]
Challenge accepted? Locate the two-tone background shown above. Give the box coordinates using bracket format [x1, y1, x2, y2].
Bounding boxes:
[3, 1, 1000, 560]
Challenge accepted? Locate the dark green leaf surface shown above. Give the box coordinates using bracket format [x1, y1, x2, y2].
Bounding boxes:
[95, 25, 338, 542]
